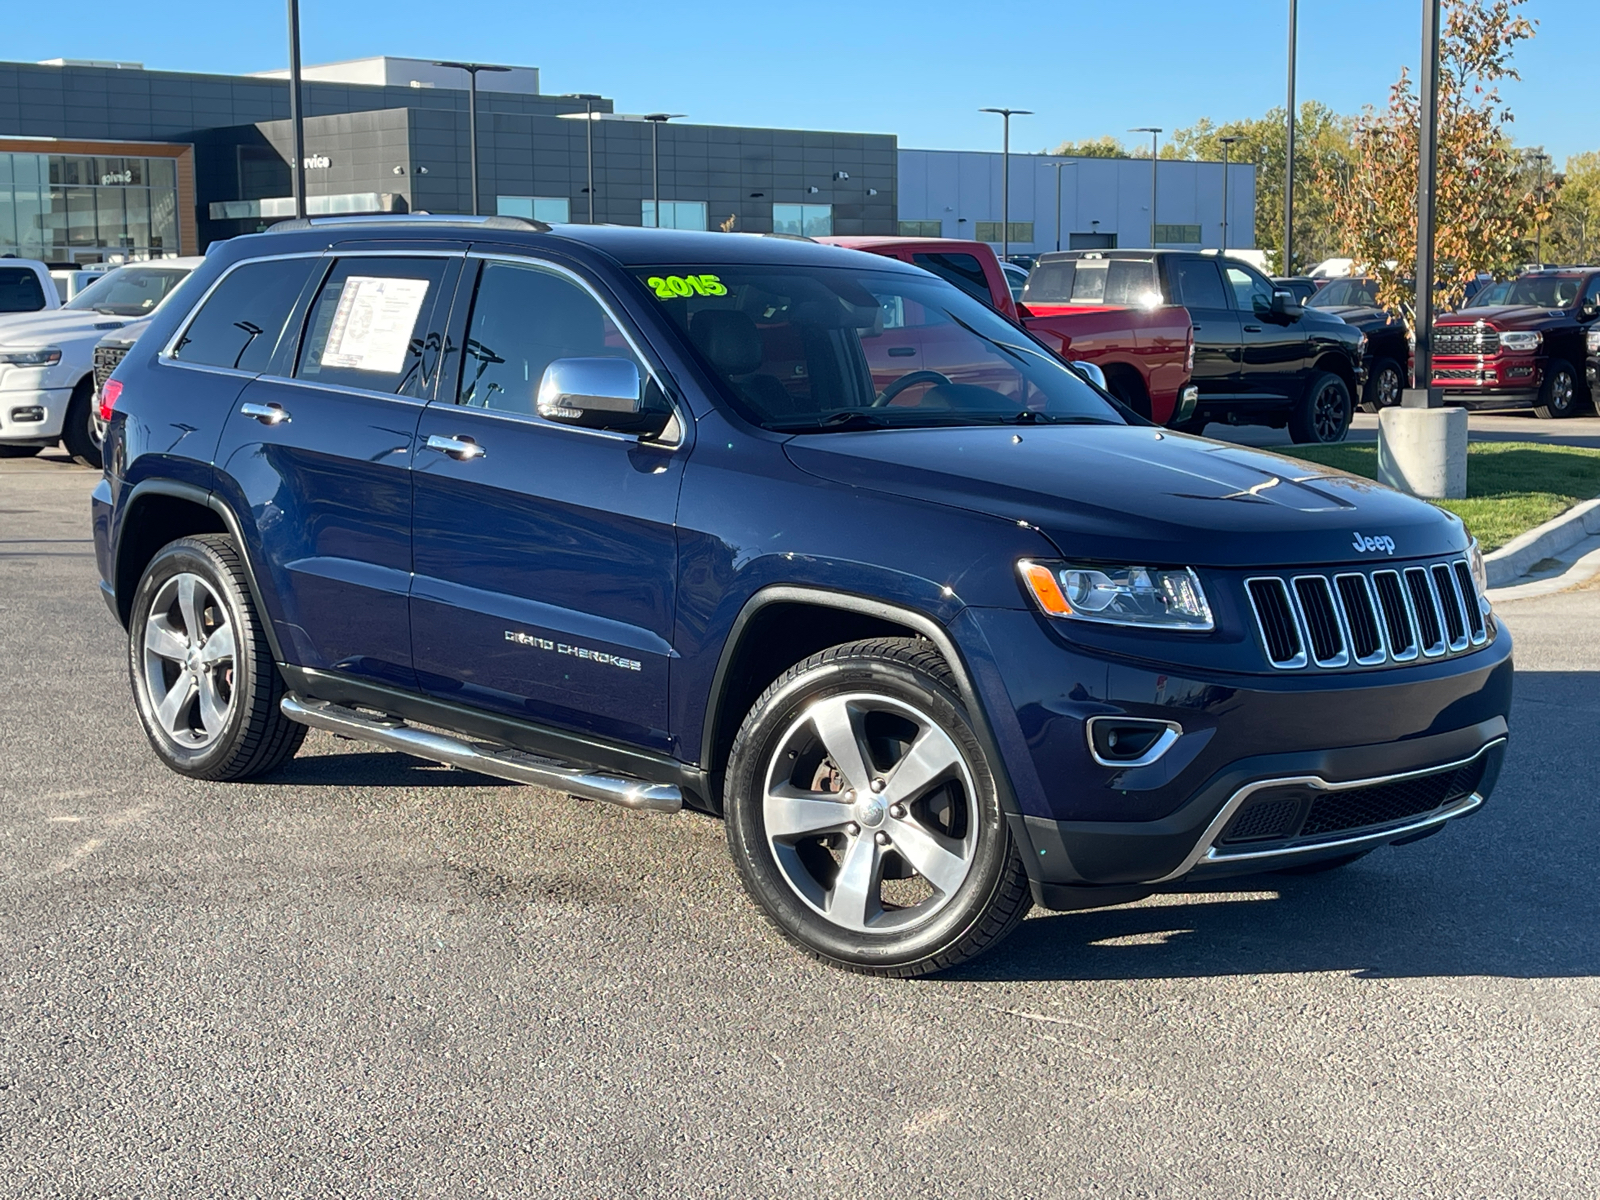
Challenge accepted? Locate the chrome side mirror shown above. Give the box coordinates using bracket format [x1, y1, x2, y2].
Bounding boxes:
[536, 357, 669, 436]
[1070, 360, 1108, 390]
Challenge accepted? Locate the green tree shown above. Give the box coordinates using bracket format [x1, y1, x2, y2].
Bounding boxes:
[1332, 0, 1542, 316]
[1164, 103, 1354, 273]
[1046, 135, 1128, 158]
[1546, 151, 1600, 264]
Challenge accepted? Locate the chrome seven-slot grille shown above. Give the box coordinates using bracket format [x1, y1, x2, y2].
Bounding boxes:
[1432, 322, 1500, 357]
[92, 344, 128, 393]
[1245, 558, 1487, 670]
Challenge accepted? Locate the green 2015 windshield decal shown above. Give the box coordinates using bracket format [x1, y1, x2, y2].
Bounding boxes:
[646, 274, 728, 299]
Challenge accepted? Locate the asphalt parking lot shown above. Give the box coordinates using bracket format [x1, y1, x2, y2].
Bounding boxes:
[1211, 409, 1600, 449]
[3, 450, 1598, 1198]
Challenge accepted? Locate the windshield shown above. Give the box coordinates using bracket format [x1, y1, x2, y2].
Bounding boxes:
[1495, 274, 1585, 309]
[1309, 278, 1380, 309]
[64, 266, 191, 316]
[1461, 280, 1512, 309]
[636, 264, 1124, 433]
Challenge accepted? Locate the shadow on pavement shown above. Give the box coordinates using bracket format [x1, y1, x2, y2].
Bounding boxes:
[959, 669, 1600, 982]
[261, 749, 513, 789]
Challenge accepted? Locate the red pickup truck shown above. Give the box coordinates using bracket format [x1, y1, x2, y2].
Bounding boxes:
[819, 236, 1196, 425]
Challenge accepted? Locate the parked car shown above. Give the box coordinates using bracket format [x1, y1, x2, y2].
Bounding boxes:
[0, 258, 60, 327]
[1431, 267, 1600, 418]
[50, 263, 116, 304]
[999, 261, 1029, 304]
[1029, 250, 1365, 442]
[1272, 276, 1322, 306]
[820, 236, 1196, 425]
[1306, 276, 1413, 411]
[90, 318, 152, 450]
[0, 259, 200, 464]
[94, 215, 1512, 976]
[1588, 324, 1600, 396]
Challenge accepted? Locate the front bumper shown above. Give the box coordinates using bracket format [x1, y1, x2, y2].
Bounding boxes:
[0, 385, 71, 442]
[1432, 354, 1541, 407]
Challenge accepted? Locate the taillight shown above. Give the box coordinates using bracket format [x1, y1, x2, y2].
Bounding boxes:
[98, 378, 123, 422]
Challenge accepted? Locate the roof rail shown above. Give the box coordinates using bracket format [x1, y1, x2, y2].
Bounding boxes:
[266, 213, 551, 234]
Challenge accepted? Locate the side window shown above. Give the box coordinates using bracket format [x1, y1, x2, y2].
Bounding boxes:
[457, 260, 649, 417]
[296, 256, 452, 396]
[1104, 259, 1159, 306]
[1225, 265, 1275, 313]
[0, 267, 47, 314]
[172, 257, 316, 372]
[1582, 275, 1600, 310]
[910, 253, 995, 306]
[1171, 259, 1229, 309]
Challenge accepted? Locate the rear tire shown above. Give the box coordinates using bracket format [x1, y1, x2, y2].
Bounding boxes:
[1532, 360, 1579, 419]
[1289, 372, 1352, 444]
[724, 637, 1032, 977]
[61, 377, 102, 469]
[1361, 357, 1404, 413]
[128, 534, 305, 781]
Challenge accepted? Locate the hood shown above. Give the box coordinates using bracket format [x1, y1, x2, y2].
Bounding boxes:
[0, 308, 131, 347]
[784, 425, 1467, 568]
[1437, 305, 1571, 330]
[1312, 305, 1395, 332]
[98, 318, 152, 350]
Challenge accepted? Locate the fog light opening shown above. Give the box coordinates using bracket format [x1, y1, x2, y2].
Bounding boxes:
[1087, 716, 1183, 768]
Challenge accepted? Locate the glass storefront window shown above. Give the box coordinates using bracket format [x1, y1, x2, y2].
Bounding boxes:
[496, 195, 570, 223]
[773, 203, 832, 237]
[0, 152, 179, 260]
[642, 200, 707, 230]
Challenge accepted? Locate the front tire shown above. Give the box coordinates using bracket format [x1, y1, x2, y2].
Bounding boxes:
[724, 638, 1031, 977]
[1532, 360, 1579, 419]
[128, 534, 305, 781]
[1289, 371, 1353, 444]
[61, 377, 102, 469]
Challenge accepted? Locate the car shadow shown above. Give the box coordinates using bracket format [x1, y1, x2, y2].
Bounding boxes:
[261, 749, 513, 789]
[955, 668, 1600, 982]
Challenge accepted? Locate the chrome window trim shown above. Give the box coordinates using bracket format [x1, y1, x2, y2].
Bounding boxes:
[1084, 717, 1184, 769]
[1371, 569, 1419, 663]
[244, 373, 431, 408]
[1244, 575, 1308, 670]
[1332, 571, 1388, 666]
[1290, 574, 1350, 668]
[431, 400, 669, 446]
[1149, 738, 1504, 884]
[459, 251, 687, 446]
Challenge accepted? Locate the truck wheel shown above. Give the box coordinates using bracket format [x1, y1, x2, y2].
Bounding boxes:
[1361, 358, 1403, 412]
[1289, 372, 1352, 444]
[1533, 360, 1579, 419]
[724, 637, 1032, 977]
[128, 534, 305, 781]
[61, 378, 103, 469]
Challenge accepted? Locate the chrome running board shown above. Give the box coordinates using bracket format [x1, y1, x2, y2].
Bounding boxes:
[280, 695, 683, 814]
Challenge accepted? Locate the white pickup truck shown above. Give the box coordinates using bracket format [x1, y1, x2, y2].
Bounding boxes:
[0, 258, 200, 467]
[0, 259, 61, 329]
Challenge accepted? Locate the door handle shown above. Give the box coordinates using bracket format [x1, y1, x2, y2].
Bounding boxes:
[425, 433, 487, 461]
[1243, 325, 1263, 333]
[240, 402, 290, 425]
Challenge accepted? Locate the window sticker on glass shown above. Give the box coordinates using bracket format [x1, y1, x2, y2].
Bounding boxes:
[318, 276, 431, 373]
[646, 273, 727, 299]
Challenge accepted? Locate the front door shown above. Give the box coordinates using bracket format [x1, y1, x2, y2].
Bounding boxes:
[409, 254, 686, 754]
[1224, 262, 1310, 403]
[213, 250, 460, 690]
[1167, 256, 1241, 400]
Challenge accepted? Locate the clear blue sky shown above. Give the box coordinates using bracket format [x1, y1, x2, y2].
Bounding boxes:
[8, 0, 1596, 165]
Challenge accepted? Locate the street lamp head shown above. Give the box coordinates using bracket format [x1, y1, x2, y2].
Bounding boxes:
[433, 61, 511, 73]
[563, 92, 604, 101]
[1129, 127, 1163, 134]
[980, 108, 1033, 117]
[644, 113, 687, 123]
[1218, 135, 1240, 146]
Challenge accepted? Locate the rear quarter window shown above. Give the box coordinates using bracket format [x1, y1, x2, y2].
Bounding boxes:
[172, 257, 319, 373]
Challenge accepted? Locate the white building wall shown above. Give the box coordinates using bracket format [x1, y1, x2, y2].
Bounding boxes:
[898, 149, 1256, 254]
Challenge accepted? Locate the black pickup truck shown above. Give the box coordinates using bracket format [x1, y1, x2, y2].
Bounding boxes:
[1306, 277, 1412, 412]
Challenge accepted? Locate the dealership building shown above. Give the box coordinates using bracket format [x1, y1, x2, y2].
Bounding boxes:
[1, 56, 1252, 266]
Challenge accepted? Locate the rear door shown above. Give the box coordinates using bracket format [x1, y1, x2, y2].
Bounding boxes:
[213, 249, 461, 690]
[1224, 262, 1310, 402]
[1167, 256, 1241, 399]
[408, 253, 686, 753]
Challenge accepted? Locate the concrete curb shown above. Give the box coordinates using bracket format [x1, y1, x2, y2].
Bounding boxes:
[1482, 496, 1600, 588]
[1486, 536, 1600, 604]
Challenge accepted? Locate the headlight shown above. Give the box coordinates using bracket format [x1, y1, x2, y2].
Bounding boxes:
[1586, 329, 1600, 355]
[0, 348, 63, 366]
[1019, 560, 1214, 631]
[1498, 330, 1541, 352]
[1468, 537, 1488, 597]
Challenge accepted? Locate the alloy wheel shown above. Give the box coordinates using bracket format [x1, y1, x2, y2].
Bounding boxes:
[1550, 370, 1575, 413]
[1374, 365, 1402, 407]
[141, 572, 237, 748]
[762, 692, 979, 934]
[1312, 380, 1349, 441]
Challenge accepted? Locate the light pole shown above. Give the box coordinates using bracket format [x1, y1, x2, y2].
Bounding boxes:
[1533, 151, 1551, 263]
[1050, 159, 1075, 252]
[1410, 0, 1442, 403]
[643, 113, 686, 228]
[1285, 0, 1298, 274]
[1130, 128, 1162, 247]
[1218, 135, 1240, 254]
[286, 0, 306, 219]
[435, 62, 510, 216]
[563, 93, 604, 223]
[980, 107, 1032, 262]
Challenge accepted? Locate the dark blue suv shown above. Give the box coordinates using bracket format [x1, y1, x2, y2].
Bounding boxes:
[92, 217, 1512, 976]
